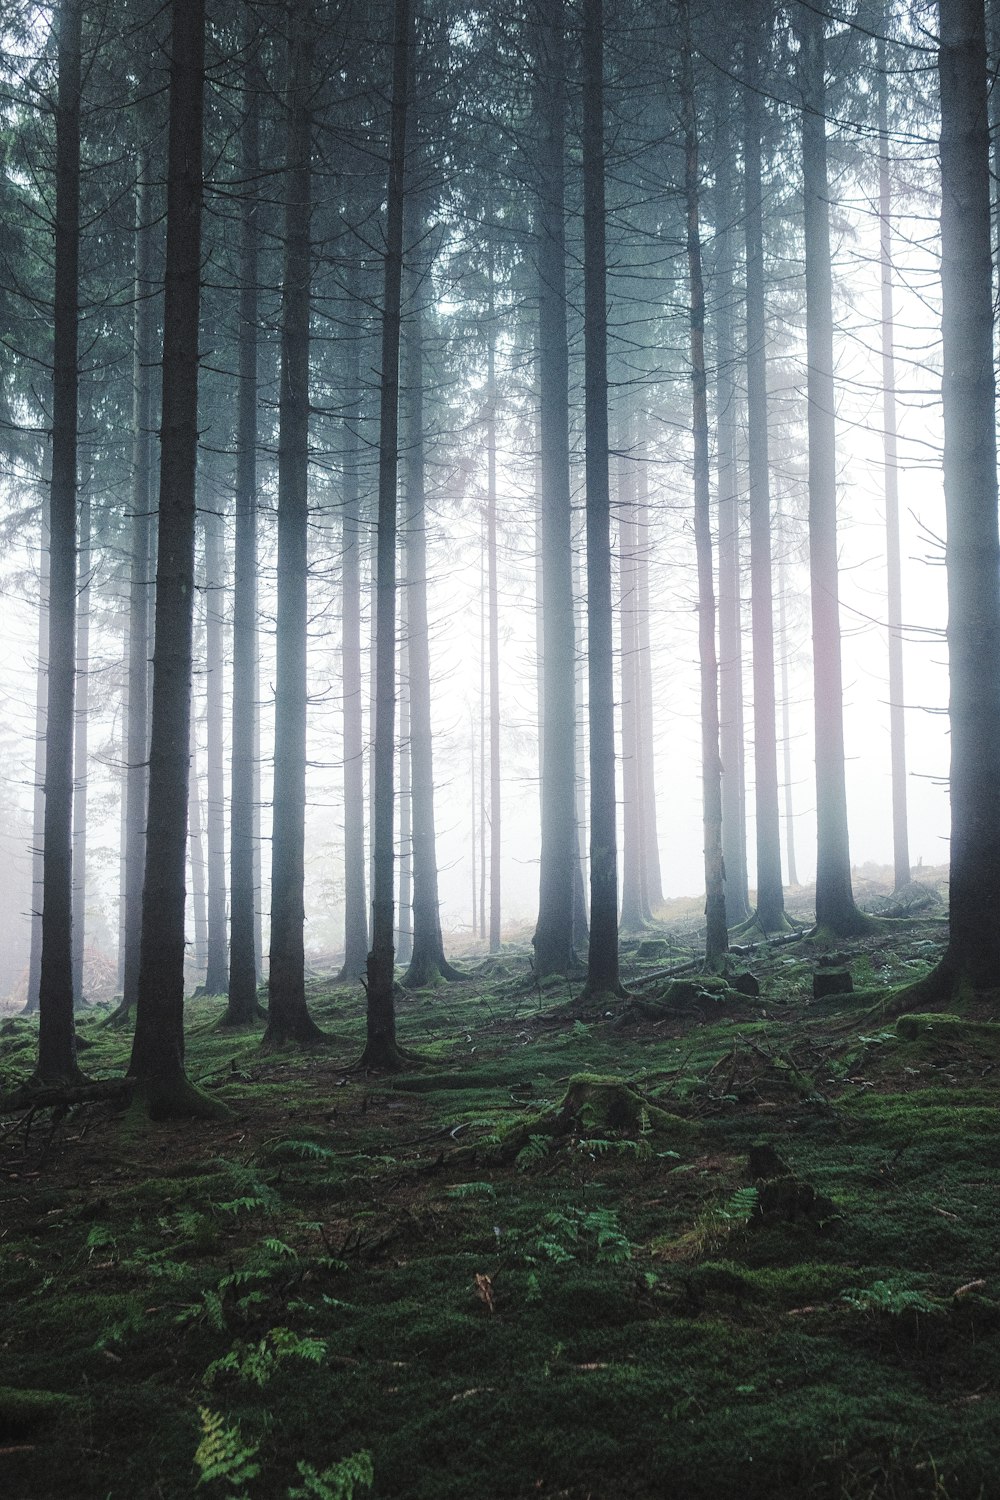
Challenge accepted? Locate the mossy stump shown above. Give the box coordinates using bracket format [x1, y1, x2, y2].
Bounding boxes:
[493, 1072, 695, 1164]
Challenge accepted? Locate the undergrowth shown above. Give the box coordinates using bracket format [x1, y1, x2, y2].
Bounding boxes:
[1, 914, 998, 1499]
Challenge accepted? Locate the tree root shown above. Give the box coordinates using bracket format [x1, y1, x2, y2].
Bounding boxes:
[0, 1079, 132, 1116]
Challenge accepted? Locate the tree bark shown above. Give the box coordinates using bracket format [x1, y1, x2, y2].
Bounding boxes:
[339, 289, 370, 980]
[713, 83, 750, 929]
[618, 428, 646, 933]
[188, 729, 207, 978]
[362, 0, 411, 1067]
[795, 3, 866, 936]
[129, 0, 225, 1118]
[202, 497, 229, 994]
[634, 444, 663, 911]
[265, 1, 324, 1046]
[35, 0, 83, 1085]
[119, 151, 154, 1025]
[71, 481, 90, 1007]
[24, 487, 49, 1017]
[935, 0, 1000, 990]
[224, 43, 264, 1026]
[400, 213, 461, 989]
[486, 262, 502, 954]
[877, 30, 910, 894]
[681, 18, 728, 972]
[580, 0, 621, 999]
[744, 40, 787, 933]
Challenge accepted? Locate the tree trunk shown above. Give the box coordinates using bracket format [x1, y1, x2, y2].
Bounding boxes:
[796, 2, 866, 936]
[338, 287, 370, 980]
[580, 0, 621, 999]
[681, 20, 728, 972]
[129, 0, 225, 1118]
[877, 31, 910, 894]
[634, 444, 663, 911]
[119, 151, 154, 1025]
[744, 44, 787, 933]
[713, 83, 750, 929]
[486, 270, 502, 954]
[777, 536, 800, 888]
[397, 547, 412, 965]
[224, 43, 264, 1026]
[935, 0, 1000, 990]
[265, 2, 323, 1046]
[203, 498, 229, 994]
[618, 430, 646, 933]
[24, 487, 49, 1017]
[35, 0, 82, 1086]
[401, 221, 462, 989]
[572, 544, 590, 950]
[72, 482, 90, 1007]
[188, 727, 208, 979]
[362, 0, 411, 1068]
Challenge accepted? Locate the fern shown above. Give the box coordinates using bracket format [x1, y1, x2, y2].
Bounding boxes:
[265, 1138, 339, 1164]
[194, 1407, 260, 1496]
[446, 1181, 497, 1199]
[262, 1238, 299, 1259]
[287, 1451, 374, 1500]
[841, 1279, 941, 1317]
[515, 1134, 552, 1170]
[204, 1327, 328, 1388]
[216, 1195, 270, 1218]
[177, 1288, 227, 1331]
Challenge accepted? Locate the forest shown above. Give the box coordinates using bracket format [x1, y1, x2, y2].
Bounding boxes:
[1, 0, 999, 1495]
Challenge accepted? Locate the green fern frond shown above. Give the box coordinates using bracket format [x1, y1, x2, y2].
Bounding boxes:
[194, 1406, 260, 1493]
[287, 1450, 374, 1500]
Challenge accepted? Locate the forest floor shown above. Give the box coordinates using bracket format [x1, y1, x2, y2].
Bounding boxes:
[2, 877, 999, 1499]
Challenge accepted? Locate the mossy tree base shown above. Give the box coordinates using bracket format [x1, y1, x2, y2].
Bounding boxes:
[126, 1070, 232, 1122]
[493, 1072, 695, 1163]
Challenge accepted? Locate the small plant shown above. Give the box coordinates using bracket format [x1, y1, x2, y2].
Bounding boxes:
[523, 1206, 634, 1266]
[515, 1134, 552, 1171]
[194, 1407, 260, 1498]
[446, 1181, 498, 1199]
[840, 1278, 941, 1317]
[688, 1186, 759, 1254]
[203, 1326, 327, 1388]
[287, 1451, 374, 1500]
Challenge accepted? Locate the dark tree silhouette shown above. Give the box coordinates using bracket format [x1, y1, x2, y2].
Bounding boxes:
[795, 1, 867, 937]
[265, 2, 324, 1047]
[35, 0, 83, 1086]
[128, 0, 226, 1117]
[362, 0, 411, 1068]
[580, 0, 622, 1000]
[531, 0, 577, 980]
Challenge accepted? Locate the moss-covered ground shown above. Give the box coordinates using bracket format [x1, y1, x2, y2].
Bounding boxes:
[1, 911, 998, 1499]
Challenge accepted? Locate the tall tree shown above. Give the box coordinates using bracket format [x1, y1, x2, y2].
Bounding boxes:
[71, 479, 90, 1006]
[713, 79, 750, 929]
[202, 496, 229, 994]
[24, 488, 49, 1017]
[265, 0, 324, 1046]
[744, 11, 787, 933]
[337, 278, 370, 981]
[129, 0, 223, 1116]
[680, 15, 728, 972]
[362, 0, 411, 1068]
[224, 38, 264, 1026]
[920, 0, 1000, 995]
[877, 26, 910, 894]
[117, 148, 155, 1026]
[399, 203, 463, 989]
[580, 0, 622, 999]
[485, 254, 502, 955]
[35, 0, 83, 1085]
[795, 0, 867, 936]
